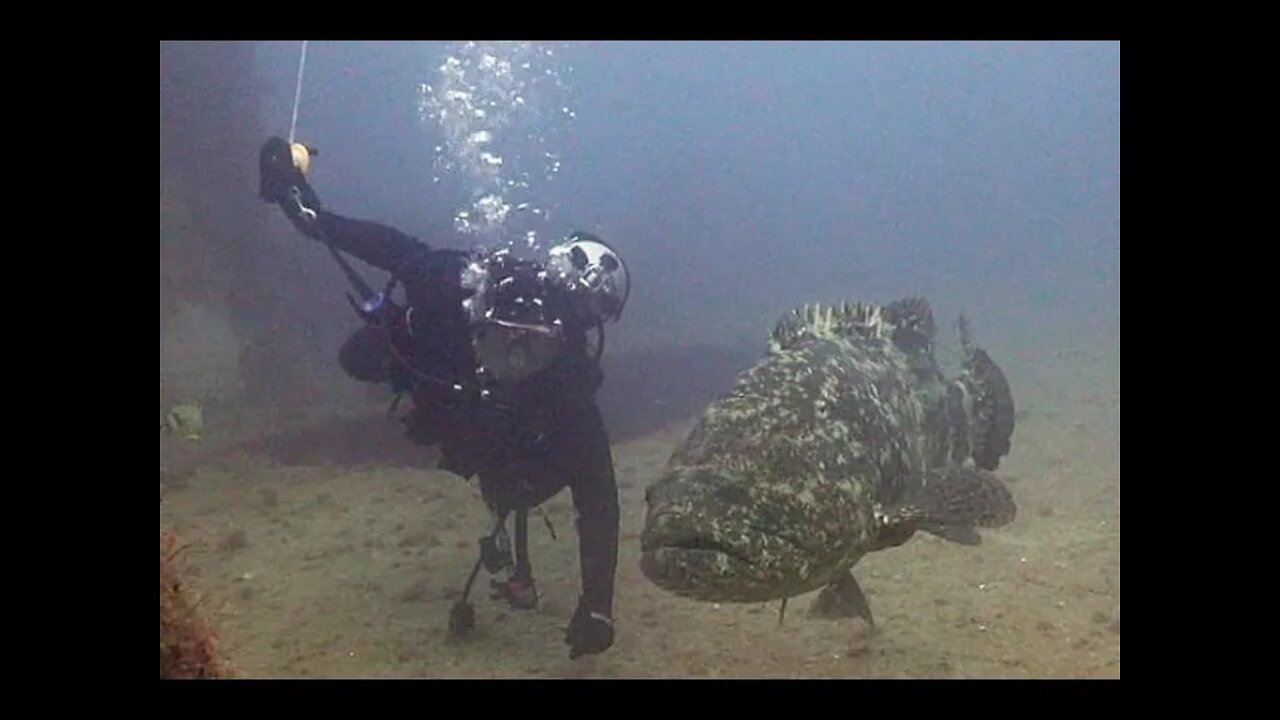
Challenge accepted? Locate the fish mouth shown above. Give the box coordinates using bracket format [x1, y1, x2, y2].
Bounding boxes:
[639, 512, 758, 586]
[640, 512, 808, 561]
[638, 543, 755, 601]
[641, 510, 742, 553]
[643, 532, 755, 566]
[638, 510, 819, 603]
[638, 527, 812, 604]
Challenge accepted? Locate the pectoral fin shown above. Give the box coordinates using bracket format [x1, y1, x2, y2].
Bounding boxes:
[809, 571, 875, 627]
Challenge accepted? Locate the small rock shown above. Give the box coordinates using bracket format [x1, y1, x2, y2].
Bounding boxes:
[400, 579, 429, 603]
[259, 488, 279, 508]
[220, 528, 247, 552]
[927, 659, 953, 676]
[999, 654, 1023, 667]
[1092, 611, 1111, 624]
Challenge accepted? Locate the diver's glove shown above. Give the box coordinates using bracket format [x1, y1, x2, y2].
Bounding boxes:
[565, 601, 615, 659]
[258, 136, 323, 239]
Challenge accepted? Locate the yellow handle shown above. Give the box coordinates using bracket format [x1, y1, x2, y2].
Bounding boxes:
[290, 142, 314, 177]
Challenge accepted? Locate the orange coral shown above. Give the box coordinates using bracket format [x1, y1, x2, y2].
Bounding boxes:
[160, 530, 232, 678]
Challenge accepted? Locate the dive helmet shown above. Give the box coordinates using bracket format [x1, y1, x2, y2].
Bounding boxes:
[545, 232, 630, 324]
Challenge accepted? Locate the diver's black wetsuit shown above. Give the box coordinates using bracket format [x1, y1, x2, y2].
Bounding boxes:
[317, 210, 619, 624]
[257, 139, 619, 647]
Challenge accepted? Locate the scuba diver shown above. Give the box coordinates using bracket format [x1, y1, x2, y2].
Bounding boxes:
[256, 136, 629, 660]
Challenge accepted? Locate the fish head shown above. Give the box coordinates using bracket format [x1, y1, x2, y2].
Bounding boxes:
[639, 462, 845, 603]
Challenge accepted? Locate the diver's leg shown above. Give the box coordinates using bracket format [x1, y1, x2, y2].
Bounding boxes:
[481, 469, 541, 610]
[500, 508, 539, 610]
[477, 477, 514, 576]
[565, 405, 620, 621]
[561, 404, 620, 658]
[514, 508, 532, 580]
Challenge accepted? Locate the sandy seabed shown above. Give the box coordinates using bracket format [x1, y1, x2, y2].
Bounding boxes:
[159, 342, 1119, 679]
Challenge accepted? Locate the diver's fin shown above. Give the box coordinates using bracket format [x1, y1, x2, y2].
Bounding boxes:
[897, 465, 1017, 537]
[952, 314, 1016, 471]
[808, 571, 875, 627]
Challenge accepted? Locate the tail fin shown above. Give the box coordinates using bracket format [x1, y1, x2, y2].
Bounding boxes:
[949, 314, 1016, 471]
[895, 465, 1017, 545]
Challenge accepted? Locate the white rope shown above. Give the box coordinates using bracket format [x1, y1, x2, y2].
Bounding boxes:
[288, 40, 309, 144]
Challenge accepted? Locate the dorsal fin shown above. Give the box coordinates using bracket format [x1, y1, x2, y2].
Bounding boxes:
[768, 301, 891, 352]
[768, 297, 939, 357]
[883, 296, 937, 355]
[957, 313, 975, 353]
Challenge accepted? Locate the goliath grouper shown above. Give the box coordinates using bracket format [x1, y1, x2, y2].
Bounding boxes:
[639, 297, 1017, 626]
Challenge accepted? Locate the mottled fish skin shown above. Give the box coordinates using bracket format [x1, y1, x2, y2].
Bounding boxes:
[639, 298, 1017, 606]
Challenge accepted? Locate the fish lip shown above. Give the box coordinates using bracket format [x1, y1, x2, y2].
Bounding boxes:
[640, 515, 788, 566]
[641, 515, 803, 568]
[652, 535, 755, 566]
[641, 513, 753, 565]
